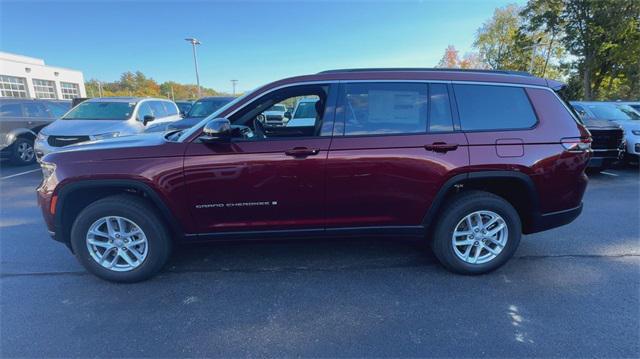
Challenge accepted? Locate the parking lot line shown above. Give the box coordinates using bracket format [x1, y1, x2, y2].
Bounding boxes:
[600, 171, 619, 177]
[0, 168, 41, 180]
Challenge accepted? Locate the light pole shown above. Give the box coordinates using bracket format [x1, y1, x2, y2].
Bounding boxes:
[185, 37, 202, 98]
[231, 79, 238, 96]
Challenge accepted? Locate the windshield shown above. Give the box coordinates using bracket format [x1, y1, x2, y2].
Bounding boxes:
[187, 99, 232, 118]
[63, 101, 135, 121]
[616, 105, 640, 120]
[269, 105, 286, 112]
[586, 103, 640, 121]
[293, 101, 317, 118]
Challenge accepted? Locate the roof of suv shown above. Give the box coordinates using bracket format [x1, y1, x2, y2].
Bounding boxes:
[262, 68, 562, 91]
[86, 97, 172, 103]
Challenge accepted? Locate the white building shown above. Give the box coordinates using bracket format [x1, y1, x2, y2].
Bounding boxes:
[0, 52, 86, 100]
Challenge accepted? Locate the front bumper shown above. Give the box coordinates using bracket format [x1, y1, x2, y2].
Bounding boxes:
[587, 145, 625, 168]
[34, 137, 54, 162]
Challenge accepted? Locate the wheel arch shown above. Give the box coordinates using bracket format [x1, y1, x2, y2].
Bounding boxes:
[54, 179, 183, 247]
[422, 171, 540, 234]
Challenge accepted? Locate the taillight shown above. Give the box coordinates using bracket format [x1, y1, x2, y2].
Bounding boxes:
[561, 137, 592, 152]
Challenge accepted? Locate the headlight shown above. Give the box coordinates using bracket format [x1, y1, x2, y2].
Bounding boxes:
[91, 132, 119, 140]
[36, 132, 48, 141]
[40, 162, 56, 181]
[632, 130, 640, 136]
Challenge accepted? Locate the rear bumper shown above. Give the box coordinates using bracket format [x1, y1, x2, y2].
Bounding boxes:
[526, 202, 583, 234]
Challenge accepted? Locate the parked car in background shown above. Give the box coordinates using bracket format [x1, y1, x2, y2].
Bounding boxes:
[257, 103, 290, 126]
[35, 97, 180, 160]
[287, 97, 320, 127]
[571, 101, 638, 163]
[175, 100, 194, 116]
[145, 96, 235, 132]
[616, 101, 640, 112]
[37, 68, 591, 282]
[0, 98, 71, 165]
[71, 98, 90, 108]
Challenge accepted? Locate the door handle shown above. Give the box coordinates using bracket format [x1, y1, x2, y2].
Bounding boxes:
[424, 142, 459, 153]
[285, 147, 320, 157]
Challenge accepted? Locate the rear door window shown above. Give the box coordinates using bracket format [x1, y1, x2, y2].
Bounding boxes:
[341, 82, 428, 136]
[428, 84, 454, 132]
[453, 84, 537, 131]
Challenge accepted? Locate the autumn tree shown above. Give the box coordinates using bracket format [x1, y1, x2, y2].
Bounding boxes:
[85, 72, 226, 99]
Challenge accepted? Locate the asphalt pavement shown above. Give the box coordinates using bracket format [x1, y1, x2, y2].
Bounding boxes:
[0, 162, 638, 357]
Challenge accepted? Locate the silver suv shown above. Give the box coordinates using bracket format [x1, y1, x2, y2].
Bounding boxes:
[35, 97, 180, 159]
[0, 98, 71, 165]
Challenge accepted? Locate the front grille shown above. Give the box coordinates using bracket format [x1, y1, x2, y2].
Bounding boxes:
[265, 115, 283, 122]
[589, 128, 624, 150]
[47, 135, 91, 147]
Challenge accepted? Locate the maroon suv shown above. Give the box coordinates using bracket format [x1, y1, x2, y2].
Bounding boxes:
[37, 69, 591, 282]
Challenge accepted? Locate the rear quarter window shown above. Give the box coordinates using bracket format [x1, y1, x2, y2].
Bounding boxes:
[453, 84, 537, 131]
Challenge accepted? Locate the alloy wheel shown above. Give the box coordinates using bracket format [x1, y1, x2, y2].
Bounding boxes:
[17, 141, 34, 162]
[451, 210, 508, 265]
[86, 216, 149, 272]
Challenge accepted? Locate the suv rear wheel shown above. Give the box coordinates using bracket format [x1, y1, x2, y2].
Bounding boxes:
[70, 195, 171, 282]
[431, 191, 521, 275]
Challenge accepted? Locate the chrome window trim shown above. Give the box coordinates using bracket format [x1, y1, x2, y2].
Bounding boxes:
[179, 78, 563, 142]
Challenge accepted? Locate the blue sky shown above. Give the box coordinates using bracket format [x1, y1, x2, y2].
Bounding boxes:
[1, 0, 524, 93]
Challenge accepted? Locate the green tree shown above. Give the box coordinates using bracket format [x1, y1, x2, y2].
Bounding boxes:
[561, 0, 639, 99]
[85, 71, 228, 99]
[474, 5, 527, 70]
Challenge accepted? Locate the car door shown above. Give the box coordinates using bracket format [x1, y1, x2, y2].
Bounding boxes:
[183, 83, 337, 233]
[325, 82, 469, 229]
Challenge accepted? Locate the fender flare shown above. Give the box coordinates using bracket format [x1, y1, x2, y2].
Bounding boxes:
[421, 170, 539, 231]
[54, 179, 183, 243]
[2, 128, 37, 148]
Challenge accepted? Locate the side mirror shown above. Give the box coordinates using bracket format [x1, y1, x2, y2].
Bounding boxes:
[143, 115, 155, 125]
[284, 111, 292, 120]
[200, 118, 232, 142]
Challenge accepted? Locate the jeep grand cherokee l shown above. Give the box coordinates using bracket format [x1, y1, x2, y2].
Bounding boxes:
[37, 69, 591, 282]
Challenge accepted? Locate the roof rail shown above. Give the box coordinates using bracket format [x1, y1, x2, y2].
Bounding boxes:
[317, 68, 532, 77]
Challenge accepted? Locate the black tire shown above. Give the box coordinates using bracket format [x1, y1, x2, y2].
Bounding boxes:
[10, 137, 35, 165]
[431, 191, 521, 275]
[70, 194, 172, 283]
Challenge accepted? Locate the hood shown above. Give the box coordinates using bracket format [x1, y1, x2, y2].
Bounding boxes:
[42, 119, 133, 136]
[167, 117, 203, 130]
[612, 119, 640, 132]
[263, 110, 284, 116]
[55, 132, 166, 153]
[582, 118, 622, 130]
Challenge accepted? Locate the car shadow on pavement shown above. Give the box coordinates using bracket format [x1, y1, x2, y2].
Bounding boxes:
[167, 236, 438, 274]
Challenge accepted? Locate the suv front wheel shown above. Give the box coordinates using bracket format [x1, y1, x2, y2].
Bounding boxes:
[11, 137, 35, 165]
[70, 195, 171, 282]
[431, 191, 521, 275]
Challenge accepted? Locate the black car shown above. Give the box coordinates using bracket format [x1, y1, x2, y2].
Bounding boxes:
[571, 102, 625, 170]
[145, 97, 234, 133]
[175, 100, 194, 116]
[0, 98, 71, 165]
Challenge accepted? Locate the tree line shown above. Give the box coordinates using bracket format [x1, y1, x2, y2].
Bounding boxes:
[436, 0, 640, 100]
[85, 71, 228, 100]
